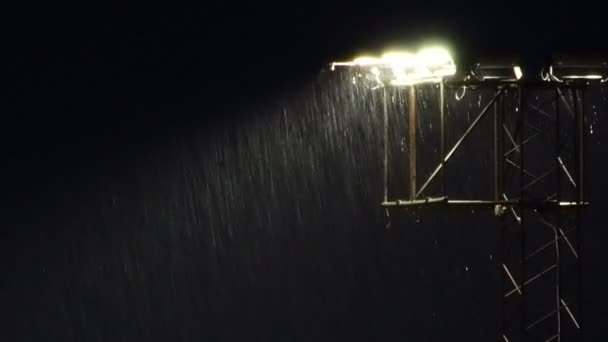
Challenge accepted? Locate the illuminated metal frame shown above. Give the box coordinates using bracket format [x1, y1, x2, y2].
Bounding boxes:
[331, 55, 597, 341]
[389, 78, 588, 342]
[381, 78, 588, 342]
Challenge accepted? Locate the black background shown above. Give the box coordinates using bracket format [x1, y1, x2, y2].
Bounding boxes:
[3, 1, 608, 340]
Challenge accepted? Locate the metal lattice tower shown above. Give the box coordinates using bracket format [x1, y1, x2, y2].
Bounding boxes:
[378, 79, 588, 342]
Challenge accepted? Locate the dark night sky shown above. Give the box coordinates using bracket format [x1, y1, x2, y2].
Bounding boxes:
[6, 2, 608, 141]
[3, 1, 608, 341]
[5, 2, 606, 174]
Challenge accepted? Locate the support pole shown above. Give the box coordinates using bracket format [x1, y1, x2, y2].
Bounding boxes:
[575, 88, 584, 340]
[519, 86, 527, 341]
[494, 94, 499, 201]
[555, 87, 561, 202]
[498, 90, 506, 341]
[555, 86, 563, 342]
[383, 87, 389, 203]
[409, 86, 417, 200]
[577, 89, 585, 202]
[440, 81, 446, 196]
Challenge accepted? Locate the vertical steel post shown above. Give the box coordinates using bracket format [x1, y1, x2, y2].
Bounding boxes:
[575, 88, 584, 340]
[500, 90, 505, 202]
[440, 81, 446, 196]
[409, 86, 417, 200]
[577, 89, 585, 203]
[494, 93, 499, 201]
[555, 86, 562, 209]
[383, 87, 389, 203]
[519, 85, 527, 341]
[555, 86, 563, 342]
[497, 90, 506, 341]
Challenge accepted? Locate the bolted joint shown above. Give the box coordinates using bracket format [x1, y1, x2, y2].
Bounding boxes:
[495, 204, 507, 217]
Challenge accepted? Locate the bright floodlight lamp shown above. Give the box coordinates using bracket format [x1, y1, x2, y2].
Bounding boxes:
[472, 61, 523, 81]
[549, 58, 608, 82]
[330, 47, 456, 86]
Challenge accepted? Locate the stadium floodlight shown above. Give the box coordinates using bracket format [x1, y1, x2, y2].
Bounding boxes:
[472, 62, 523, 81]
[548, 58, 608, 82]
[330, 47, 456, 86]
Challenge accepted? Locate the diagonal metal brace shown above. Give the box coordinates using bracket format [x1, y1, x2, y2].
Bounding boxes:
[415, 90, 503, 198]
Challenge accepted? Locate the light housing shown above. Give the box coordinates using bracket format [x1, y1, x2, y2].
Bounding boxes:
[331, 47, 456, 86]
[472, 62, 523, 81]
[549, 58, 608, 82]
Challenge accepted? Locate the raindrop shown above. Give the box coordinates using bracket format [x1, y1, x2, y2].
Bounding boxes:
[465, 265, 469, 272]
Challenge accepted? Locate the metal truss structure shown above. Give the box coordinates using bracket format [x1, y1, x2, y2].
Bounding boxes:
[380, 79, 590, 342]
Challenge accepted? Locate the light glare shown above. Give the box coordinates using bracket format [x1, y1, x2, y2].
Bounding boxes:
[353, 56, 382, 65]
[331, 46, 456, 86]
[381, 52, 416, 65]
[416, 48, 452, 67]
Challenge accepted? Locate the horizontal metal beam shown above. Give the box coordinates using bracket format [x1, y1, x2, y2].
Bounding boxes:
[381, 196, 448, 206]
[382, 199, 589, 208]
[445, 79, 590, 89]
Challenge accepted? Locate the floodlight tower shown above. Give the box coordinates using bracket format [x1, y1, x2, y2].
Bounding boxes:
[331, 49, 605, 341]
